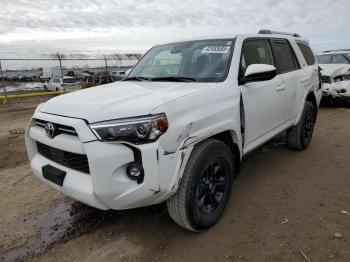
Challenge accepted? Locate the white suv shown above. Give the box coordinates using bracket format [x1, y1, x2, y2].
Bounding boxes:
[316, 50, 350, 102]
[26, 30, 322, 231]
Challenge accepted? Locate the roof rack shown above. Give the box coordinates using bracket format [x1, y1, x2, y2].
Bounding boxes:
[258, 30, 300, 38]
[323, 49, 350, 53]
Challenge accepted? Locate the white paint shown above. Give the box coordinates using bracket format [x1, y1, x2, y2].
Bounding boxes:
[244, 64, 276, 78]
[25, 33, 320, 211]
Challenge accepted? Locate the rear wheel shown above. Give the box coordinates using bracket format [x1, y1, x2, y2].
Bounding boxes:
[287, 101, 315, 150]
[167, 139, 235, 232]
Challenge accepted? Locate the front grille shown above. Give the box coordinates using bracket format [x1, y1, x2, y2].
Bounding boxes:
[35, 119, 78, 136]
[37, 142, 90, 174]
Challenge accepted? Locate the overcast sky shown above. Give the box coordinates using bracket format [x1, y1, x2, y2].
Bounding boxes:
[0, 0, 349, 57]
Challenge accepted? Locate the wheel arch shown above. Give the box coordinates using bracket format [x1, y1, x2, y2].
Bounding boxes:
[210, 130, 241, 178]
[168, 129, 241, 197]
[305, 91, 318, 121]
[295, 90, 318, 126]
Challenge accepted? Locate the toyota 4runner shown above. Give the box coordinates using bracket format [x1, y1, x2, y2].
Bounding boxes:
[25, 30, 322, 231]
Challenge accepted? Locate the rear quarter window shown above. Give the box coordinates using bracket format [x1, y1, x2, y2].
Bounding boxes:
[297, 43, 316, 65]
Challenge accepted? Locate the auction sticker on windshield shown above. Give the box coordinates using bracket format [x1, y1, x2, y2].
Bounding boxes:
[201, 46, 230, 54]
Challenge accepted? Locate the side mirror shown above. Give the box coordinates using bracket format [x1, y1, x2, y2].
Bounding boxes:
[240, 64, 276, 84]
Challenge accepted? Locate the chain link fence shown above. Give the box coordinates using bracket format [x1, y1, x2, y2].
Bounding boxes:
[0, 53, 142, 102]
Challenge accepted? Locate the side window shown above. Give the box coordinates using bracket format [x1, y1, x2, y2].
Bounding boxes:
[239, 39, 274, 76]
[53, 78, 61, 83]
[271, 40, 299, 74]
[331, 55, 349, 64]
[316, 55, 331, 64]
[297, 43, 316, 65]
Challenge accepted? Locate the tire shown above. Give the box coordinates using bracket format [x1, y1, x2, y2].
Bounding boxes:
[166, 139, 235, 232]
[287, 101, 316, 150]
[55, 87, 59, 91]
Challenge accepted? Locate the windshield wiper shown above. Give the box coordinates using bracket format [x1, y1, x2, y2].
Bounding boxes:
[123, 76, 151, 81]
[148, 76, 197, 82]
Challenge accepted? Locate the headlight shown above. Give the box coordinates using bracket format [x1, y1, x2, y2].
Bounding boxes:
[90, 113, 168, 144]
[334, 77, 342, 83]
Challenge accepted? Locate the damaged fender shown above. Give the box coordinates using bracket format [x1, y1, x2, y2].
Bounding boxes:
[150, 84, 242, 196]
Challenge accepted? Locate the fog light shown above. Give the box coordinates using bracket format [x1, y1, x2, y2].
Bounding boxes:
[127, 162, 144, 184]
[129, 166, 141, 177]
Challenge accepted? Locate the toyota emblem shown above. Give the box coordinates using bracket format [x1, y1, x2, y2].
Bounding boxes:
[45, 122, 57, 138]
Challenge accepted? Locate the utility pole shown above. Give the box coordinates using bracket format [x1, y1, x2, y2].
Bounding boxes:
[0, 60, 7, 103]
[103, 55, 108, 74]
[57, 54, 65, 93]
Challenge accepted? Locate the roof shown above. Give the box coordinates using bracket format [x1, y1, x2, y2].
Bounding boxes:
[318, 50, 350, 56]
[158, 33, 308, 46]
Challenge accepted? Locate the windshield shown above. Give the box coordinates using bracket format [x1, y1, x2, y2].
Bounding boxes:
[126, 38, 235, 82]
[316, 55, 331, 64]
[316, 54, 350, 64]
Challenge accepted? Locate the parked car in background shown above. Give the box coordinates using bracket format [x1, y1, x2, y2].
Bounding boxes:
[41, 66, 62, 82]
[8, 75, 19, 81]
[26, 30, 321, 231]
[316, 50, 350, 65]
[18, 74, 33, 82]
[75, 72, 91, 80]
[80, 74, 117, 88]
[110, 70, 126, 80]
[66, 71, 75, 77]
[44, 76, 80, 91]
[316, 50, 350, 103]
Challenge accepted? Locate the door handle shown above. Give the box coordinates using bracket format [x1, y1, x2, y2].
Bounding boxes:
[276, 85, 285, 92]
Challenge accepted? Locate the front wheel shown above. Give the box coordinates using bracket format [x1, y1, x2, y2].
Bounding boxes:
[166, 139, 235, 232]
[287, 101, 316, 150]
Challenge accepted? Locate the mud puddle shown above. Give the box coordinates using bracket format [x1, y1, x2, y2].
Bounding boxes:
[0, 202, 122, 261]
[1, 200, 166, 261]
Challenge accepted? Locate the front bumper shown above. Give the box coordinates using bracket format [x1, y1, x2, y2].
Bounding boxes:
[25, 112, 191, 210]
[322, 82, 350, 98]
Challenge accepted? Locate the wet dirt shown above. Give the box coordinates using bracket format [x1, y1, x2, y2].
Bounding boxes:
[0, 201, 165, 261]
[0, 101, 349, 262]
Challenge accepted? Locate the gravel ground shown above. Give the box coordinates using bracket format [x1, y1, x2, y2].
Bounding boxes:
[0, 101, 349, 262]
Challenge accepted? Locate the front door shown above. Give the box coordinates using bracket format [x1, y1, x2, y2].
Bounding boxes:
[239, 38, 285, 148]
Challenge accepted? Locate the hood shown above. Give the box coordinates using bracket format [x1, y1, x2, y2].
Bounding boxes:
[319, 64, 350, 78]
[40, 81, 215, 123]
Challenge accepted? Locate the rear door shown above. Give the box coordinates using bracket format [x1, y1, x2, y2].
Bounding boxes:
[239, 38, 285, 146]
[270, 39, 301, 122]
[297, 41, 321, 104]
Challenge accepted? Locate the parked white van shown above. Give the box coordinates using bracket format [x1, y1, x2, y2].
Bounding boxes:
[26, 30, 322, 231]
